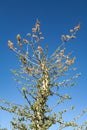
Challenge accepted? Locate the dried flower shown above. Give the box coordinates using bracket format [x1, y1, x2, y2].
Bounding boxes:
[38, 46, 43, 54]
[71, 35, 76, 39]
[32, 28, 37, 33]
[66, 35, 71, 39]
[56, 59, 61, 63]
[17, 34, 21, 41]
[27, 33, 31, 36]
[70, 29, 74, 33]
[8, 40, 14, 50]
[40, 37, 44, 40]
[23, 39, 29, 44]
[65, 58, 75, 65]
[74, 23, 80, 31]
[25, 67, 33, 74]
[39, 32, 42, 35]
[35, 19, 40, 31]
[63, 55, 69, 59]
[32, 34, 38, 38]
[59, 49, 65, 56]
[20, 56, 27, 64]
[18, 41, 22, 47]
[63, 66, 68, 71]
[61, 35, 67, 41]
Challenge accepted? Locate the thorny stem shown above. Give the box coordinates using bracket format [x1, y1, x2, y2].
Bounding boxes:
[30, 62, 51, 130]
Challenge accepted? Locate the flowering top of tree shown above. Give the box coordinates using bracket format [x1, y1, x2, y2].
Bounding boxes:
[0, 20, 87, 130]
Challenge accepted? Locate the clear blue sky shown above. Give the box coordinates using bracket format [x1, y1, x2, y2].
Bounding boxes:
[0, 0, 87, 129]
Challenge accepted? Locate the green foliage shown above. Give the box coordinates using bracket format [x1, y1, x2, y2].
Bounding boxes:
[0, 19, 87, 130]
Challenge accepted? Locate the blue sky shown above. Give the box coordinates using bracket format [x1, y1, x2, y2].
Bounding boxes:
[0, 0, 87, 129]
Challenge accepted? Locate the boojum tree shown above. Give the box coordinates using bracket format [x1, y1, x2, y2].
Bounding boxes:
[0, 19, 87, 130]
